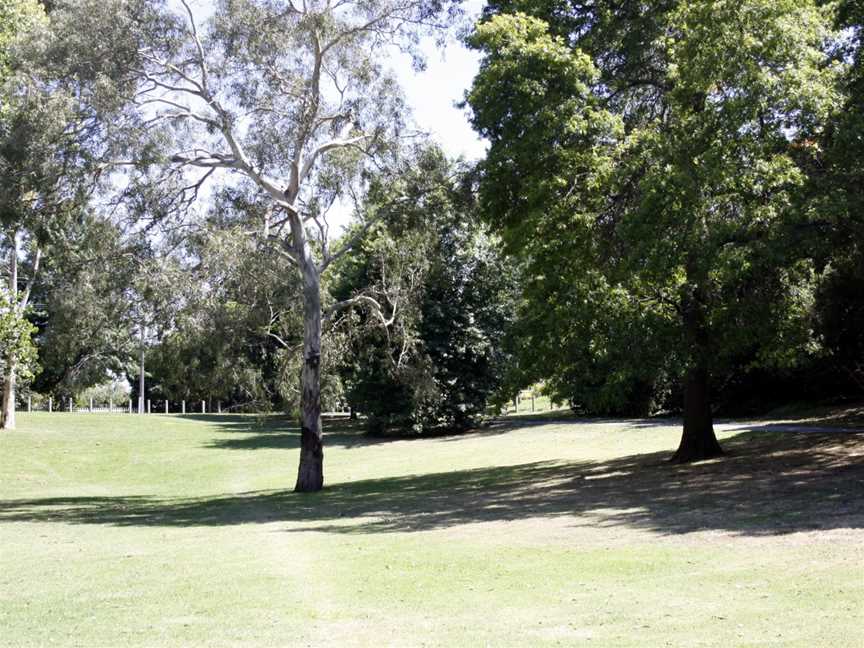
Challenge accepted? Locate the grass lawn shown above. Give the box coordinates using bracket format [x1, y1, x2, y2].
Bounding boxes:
[1, 413, 862, 647]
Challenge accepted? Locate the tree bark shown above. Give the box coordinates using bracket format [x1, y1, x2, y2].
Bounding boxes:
[671, 365, 722, 463]
[138, 325, 146, 414]
[1, 236, 18, 430]
[294, 252, 324, 492]
[1, 361, 16, 430]
[671, 273, 723, 463]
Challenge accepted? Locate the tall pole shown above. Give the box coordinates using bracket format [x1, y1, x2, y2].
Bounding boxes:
[138, 324, 146, 414]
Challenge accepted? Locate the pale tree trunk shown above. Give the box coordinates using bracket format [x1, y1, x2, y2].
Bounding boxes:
[295, 252, 324, 492]
[671, 276, 723, 463]
[1, 362, 16, 430]
[2, 236, 19, 430]
[138, 325, 146, 414]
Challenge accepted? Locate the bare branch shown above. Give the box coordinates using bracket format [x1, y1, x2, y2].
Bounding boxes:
[324, 293, 396, 327]
[299, 134, 371, 184]
[178, 0, 210, 92]
[170, 153, 238, 168]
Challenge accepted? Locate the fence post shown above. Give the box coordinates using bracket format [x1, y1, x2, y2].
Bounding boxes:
[89, 397, 94, 413]
[68, 398, 73, 412]
[218, 401, 222, 414]
[147, 399, 151, 414]
[27, 396, 31, 413]
[128, 399, 132, 414]
[532, 394, 535, 413]
[182, 400, 186, 415]
[48, 397, 52, 413]
[164, 401, 168, 414]
[201, 400, 206, 414]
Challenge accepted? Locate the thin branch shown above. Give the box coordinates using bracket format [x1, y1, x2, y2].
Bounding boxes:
[324, 293, 396, 327]
[179, 0, 210, 92]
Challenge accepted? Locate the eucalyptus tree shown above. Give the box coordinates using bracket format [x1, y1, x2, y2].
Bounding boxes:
[467, 1, 842, 461]
[0, 0, 44, 83]
[48, 0, 456, 489]
[0, 0, 58, 429]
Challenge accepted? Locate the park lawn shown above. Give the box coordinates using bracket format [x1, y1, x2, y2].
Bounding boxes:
[1, 414, 862, 647]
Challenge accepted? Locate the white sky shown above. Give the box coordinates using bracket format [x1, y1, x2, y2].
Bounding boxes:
[389, 5, 488, 161]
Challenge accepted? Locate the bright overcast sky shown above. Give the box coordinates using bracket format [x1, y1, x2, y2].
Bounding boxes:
[389, 1, 488, 161]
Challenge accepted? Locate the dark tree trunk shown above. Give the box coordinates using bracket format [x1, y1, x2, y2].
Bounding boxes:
[672, 270, 723, 463]
[671, 366, 723, 463]
[294, 254, 324, 492]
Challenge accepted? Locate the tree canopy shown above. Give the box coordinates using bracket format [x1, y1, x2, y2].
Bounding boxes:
[468, 0, 844, 460]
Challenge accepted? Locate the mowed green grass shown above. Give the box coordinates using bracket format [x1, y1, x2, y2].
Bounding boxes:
[1, 414, 862, 647]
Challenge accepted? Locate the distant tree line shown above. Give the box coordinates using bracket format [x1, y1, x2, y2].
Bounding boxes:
[0, 0, 861, 480]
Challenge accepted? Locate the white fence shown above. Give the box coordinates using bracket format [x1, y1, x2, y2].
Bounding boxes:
[26, 398, 211, 414]
[22, 397, 354, 416]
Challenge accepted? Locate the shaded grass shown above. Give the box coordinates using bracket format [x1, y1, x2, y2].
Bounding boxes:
[1, 413, 862, 647]
[763, 400, 864, 428]
[3, 429, 862, 536]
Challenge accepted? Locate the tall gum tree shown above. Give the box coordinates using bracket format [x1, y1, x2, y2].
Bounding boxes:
[1, 0, 67, 429]
[467, 1, 842, 461]
[50, 0, 456, 489]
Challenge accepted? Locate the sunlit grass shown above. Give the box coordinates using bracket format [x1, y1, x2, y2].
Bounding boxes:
[1, 413, 862, 646]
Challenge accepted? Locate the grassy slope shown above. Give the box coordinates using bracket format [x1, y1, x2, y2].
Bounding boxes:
[1, 414, 862, 647]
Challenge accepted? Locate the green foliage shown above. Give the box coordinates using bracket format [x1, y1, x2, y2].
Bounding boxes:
[0, 1, 95, 243]
[813, 261, 864, 391]
[467, 0, 843, 414]
[336, 149, 517, 432]
[803, 1, 864, 395]
[145, 224, 300, 411]
[0, 286, 37, 386]
[74, 375, 131, 408]
[0, 0, 46, 84]
[29, 214, 140, 398]
[142, 192, 351, 413]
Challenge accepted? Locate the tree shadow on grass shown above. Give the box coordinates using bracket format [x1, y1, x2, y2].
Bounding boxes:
[2, 429, 862, 537]
[183, 414, 378, 450]
[199, 414, 529, 451]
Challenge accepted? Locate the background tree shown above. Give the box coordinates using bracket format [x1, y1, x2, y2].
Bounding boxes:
[808, 0, 864, 395]
[467, 1, 841, 461]
[146, 194, 309, 412]
[335, 149, 517, 433]
[1, 1, 49, 428]
[28, 213, 142, 403]
[0, 286, 37, 409]
[1, 0, 135, 428]
[49, 0, 458, 490]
